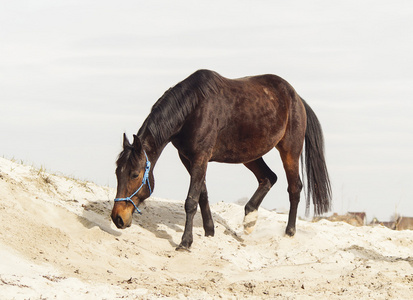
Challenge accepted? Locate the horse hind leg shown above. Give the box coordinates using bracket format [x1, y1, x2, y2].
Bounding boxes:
[277, 148, 303, 237]
[243, 158, 277, 234]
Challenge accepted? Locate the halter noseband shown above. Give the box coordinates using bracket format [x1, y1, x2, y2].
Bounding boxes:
[114, 151, 152, 215]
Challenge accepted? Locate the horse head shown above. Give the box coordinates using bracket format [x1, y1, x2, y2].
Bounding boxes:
[111, 133, 153, 229]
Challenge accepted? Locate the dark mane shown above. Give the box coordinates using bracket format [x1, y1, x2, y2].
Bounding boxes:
[138, 69, 224, 147]
[116, 145, 136, 171]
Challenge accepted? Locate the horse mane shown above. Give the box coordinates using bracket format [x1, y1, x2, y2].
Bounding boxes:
[116, 144, 137, 172]
[116, 134, 143, 171]
[138, 69, 224, 147]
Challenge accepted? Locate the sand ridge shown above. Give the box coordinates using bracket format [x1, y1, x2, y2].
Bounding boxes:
[0, 157, 412, 299]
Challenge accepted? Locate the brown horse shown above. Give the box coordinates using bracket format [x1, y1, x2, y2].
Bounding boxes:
[111, 69, 332, 251]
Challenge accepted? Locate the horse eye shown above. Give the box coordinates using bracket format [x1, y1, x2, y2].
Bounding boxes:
[131, 173, 140, 179]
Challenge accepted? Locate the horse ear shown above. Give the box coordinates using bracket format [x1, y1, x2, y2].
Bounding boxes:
[132, 134, 142, 152]
[123, 133, 131, 148]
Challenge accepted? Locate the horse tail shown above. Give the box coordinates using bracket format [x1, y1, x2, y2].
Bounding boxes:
[301, 98, 332, 216]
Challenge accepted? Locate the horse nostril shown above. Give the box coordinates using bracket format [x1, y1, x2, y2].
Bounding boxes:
[116, 216, 124, 228]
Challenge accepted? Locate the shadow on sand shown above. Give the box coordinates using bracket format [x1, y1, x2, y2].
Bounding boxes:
[76, 198, 245, 248]
[77, 198, 205, 247]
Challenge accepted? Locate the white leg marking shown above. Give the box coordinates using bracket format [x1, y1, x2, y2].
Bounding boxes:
[243, 210, 258, 234]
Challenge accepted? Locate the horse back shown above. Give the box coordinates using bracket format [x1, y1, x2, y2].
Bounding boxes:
[173, 71, 305, 163]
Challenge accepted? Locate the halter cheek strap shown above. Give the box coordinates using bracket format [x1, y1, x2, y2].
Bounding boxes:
[114, 151, 152, 215]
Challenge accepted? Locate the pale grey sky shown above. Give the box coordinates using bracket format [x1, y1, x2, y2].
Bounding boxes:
[1, 0, 412, 221]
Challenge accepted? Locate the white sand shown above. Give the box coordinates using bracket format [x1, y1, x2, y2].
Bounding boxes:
[1, 157, 412, 299]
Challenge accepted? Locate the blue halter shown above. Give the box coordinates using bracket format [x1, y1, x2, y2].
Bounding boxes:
[114, 151, 152, 215]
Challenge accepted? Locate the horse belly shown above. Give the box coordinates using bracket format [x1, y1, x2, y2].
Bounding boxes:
[211, 107, 287, 163]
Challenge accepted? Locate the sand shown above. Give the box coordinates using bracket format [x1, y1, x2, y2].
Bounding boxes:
[0, 157, 412, 299]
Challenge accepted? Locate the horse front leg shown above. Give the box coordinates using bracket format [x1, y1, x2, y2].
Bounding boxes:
[176, 160, 208, 251]
[178, 154, 214, 238]
[199, 182, 214, 237]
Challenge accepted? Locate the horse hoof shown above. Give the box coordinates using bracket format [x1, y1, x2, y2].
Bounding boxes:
[175, 244, 191, 252]
[243, 210, 258, 234]
[285, 227, 296, 237]
[204, 229, 215, 237]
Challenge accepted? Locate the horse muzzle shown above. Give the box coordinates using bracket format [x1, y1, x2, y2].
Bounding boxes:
[112, 214, 132, 229]
[111, 203, 133, 229]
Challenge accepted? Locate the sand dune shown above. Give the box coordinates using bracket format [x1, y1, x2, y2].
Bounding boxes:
[1, 157, 412, 299]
